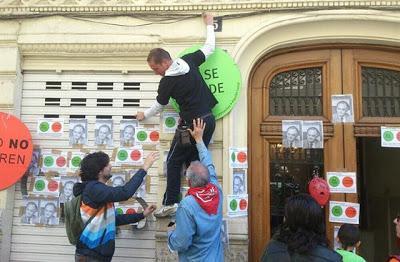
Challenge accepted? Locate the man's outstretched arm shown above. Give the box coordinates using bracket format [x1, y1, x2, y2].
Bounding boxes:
[200, 13, 215, 59]
[189, 118, 218, 185]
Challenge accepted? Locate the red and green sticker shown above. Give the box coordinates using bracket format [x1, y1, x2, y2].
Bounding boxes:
[328, 176, 340, 187]
[229, 199, 238, 211]
[116, 208, 123, 215]
[383, 131, 394, 142]
[56, 156, 66, 167]
[239, 199, 248, 210]
[51, 122, 62, 132]
[342, 176, 354, 188]
[48, 180, 59, 192]
[149, 131, 159, 142]
[126, 208, 136, 214]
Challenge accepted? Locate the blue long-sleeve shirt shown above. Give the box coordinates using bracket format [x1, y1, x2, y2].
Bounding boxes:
[167, 141, 224, 262]
[73, 169, 147, 261]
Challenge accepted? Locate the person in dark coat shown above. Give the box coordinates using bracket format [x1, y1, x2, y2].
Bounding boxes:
[261, 194, 342, 262]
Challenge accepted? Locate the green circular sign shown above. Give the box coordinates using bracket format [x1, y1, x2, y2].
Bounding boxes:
[230, 199, 238, 211]
[329, 176, 340, 187]
[332, 205, 343, 217]
[44, 156, 54, 167]
[137, 131, 147, 141]
[170, 46, 242, 120]
[71, 156, 81, 167]
[231, 152, 236, 163]
[165, 117, 176, 128]
[383, 131, 394, 141]
[118, 150, 128, 161]
[116, 208, 123, 215]
[39, 122, 50, 132]
[35, 180, 45, 191]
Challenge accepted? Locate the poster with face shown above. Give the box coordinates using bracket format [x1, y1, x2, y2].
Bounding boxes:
[69, 119, 88, 145]
[302, 121, 324, 149]
[232, 170, 247, 195]
[39, 199, 59, 225]
[95, 120, 113, 147]
[28, 148, 41, 176]
[331, 95, 354, 123]
[21, 198, 40, 224]
[60, 176, 78, 203]
[120, 120, 138, 147]
[282, 120, 303, 148]
[111, 173, 126, 187]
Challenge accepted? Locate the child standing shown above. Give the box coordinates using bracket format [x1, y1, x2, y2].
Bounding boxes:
[336, 224, 366, 262]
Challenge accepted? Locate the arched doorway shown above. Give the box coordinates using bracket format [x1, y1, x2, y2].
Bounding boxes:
[249, 46, 400, 261]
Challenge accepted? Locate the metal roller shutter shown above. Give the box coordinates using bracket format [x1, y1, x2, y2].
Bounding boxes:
[12, 72, 161, 262]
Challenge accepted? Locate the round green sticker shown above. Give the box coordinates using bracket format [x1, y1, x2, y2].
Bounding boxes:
[329, 176, 340, 187]
[332, 205, 343, 217]
[231, 152, 236, 163]
[71, 156, 81, 167]
[230, 199, 238, 211]
[118, 150, 128, 161]
[35, 180, 45, 191]
[39, 122, 50, 132]
[170, 46, 242, 120]
[383, 131, 394, 141]
[44, 156, 54, 167]
[116, 208, 123, 215]
[137, 131, 147, 141]
[165, 117, 176, 128]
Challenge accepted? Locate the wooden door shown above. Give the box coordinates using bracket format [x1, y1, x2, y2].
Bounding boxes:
[249, 48, 355, 261]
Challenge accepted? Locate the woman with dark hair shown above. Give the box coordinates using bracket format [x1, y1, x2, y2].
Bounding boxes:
[261, 194, 342, 261]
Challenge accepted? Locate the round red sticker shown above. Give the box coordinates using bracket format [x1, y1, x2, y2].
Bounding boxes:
[237, 152, 247, 163]
[51, 122, 62, 132]
[0, 113, 33, 190]
[149, 131, 159, 142]
[342, 176, 354, 188]
[345, 206, 357, 218]
[397, 131, 400, 141]
[56, 156, 66, 167]
[126, 208, 136, 214]
[239, 199, 248, 210]
[130, 150, 142, 161]
[48, 180, 59, 192]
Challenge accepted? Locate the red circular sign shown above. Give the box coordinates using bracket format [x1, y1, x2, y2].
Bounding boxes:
[130, 150, 142, 161]
[345, 206, 357, 218]
[149, 131, 159, 142]
[51, 122, 62, 132]
[239, 199, 248, 210]
[48, 180, 59, 192]
[126, 208, 136, 214]
[342, 176, 354, 188]
[0, 113, 33, 190]
[56, 156, 66, 167]
[237, 152, 247, 163]
[397, 131, 400, 141]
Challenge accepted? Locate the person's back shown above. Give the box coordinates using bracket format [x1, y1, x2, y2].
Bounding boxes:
[263, 239, 342, 262]
[261, 194, 342, 262]
[336, 224, 365, 262]
[167, 118, 223, 262]
[173, 179, 223, 261]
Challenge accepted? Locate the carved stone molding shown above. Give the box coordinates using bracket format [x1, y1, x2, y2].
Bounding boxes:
[18, 42, 159, 56]
[1, 1, 400, 17]
[260, 121, 334, 139]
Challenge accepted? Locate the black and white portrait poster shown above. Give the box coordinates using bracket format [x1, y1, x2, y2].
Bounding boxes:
[120, 120, 138, 147]
[282, 120, 302, 148]
[302, 121, 324, 149]
[69, 119, 88, 145]
[232, 169, 247, 195]
[331, 94, 354, 123]
[95, 120, 113, 146]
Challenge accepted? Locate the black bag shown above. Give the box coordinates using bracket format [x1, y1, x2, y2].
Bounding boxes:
[175, 124, 192, 147]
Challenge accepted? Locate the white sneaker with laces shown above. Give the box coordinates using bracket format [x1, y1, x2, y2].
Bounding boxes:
[154, 204, 178, 218]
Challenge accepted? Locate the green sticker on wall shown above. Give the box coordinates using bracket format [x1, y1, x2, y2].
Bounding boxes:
[332, 206, 343, 217]
[71, 156, 81, 167]
[35, 180, 45, 191]
[329, 176, 340, 187]
[170, 46, 242, 120]
[44, 156, 54, 167]
[230, 199, 238, 211]
[39, 122, 50, 132]
[137, 131, 147, 141]
[117, 150, 128, 161]
[165, 117, 176, 128]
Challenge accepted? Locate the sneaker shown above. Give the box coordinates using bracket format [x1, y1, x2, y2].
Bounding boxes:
[154, 204, 178, 218]
[136, 218, 146, 229]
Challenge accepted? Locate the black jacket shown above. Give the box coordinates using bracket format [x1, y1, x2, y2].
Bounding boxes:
[261, 240, 343, 262]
